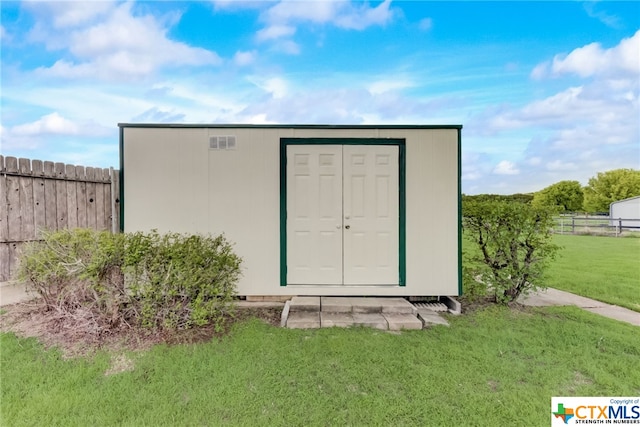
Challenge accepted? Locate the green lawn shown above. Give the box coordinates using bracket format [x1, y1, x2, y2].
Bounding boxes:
[2, 306, 640, 426]
[546, 234, 640, 312]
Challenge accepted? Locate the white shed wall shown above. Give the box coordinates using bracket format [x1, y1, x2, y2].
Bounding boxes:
[122, 126, 460, 296]
[610, 197, 640, 228]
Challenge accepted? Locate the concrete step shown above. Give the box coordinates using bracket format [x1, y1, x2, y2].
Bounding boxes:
[320, 312, 389, 330]
[287, 310, 427, 330]
[284, 297, 450, 330]
[320, 297, 417, 315]
[288, 296, 321, 312]
[286, 311, 321, 329]
[384, 313, 424, 331]
[417, 308, 450, 327]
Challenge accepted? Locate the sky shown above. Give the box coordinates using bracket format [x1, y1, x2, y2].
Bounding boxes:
[1, 1, 639, 195]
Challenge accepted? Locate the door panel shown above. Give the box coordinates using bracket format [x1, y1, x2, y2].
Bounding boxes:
[343, 145, 399, 285]
[287, 145, 343, 284]
[286, 144, 399, 285]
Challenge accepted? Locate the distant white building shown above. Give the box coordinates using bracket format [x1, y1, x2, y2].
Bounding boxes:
[610, 196, 640, 228]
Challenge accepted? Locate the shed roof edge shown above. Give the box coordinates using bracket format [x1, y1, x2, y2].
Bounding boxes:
[118, 123, 463, 130]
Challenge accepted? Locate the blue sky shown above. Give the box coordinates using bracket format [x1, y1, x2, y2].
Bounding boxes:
[1, 1, 638, 194]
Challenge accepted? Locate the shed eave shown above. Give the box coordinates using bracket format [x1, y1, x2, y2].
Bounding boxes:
[117, 123, 463, 130]
[609, 195, 640, 207]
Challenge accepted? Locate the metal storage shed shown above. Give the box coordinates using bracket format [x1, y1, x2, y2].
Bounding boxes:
[610, 196, 640, 229]
[119, 124, 462, 298]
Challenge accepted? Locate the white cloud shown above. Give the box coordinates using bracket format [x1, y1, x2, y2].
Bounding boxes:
[1, 113, 114, 155]
[263, 1, 339, 25]
[30, 2, 222, 81]
[249, 76, 289, 99]
[233, 50, 257, 66]
[368, 78, 414, 95]
[256, 0, 396, 48]
[7, 112, 112, 138]
[12, 112, 80, 136]
[256, 24, 296, 42]
[334, 0, 394, 30]
[534, 29, 640, 79]
[546, 160, 578, 172]
[131, 108, 186, 123]
[529, 61, 549, 80]
[27, 1, 115, 29]
[493, 160, 520, 175]
[583, 2, 622, 29]
[212, 1, 266, 11]
[418, 18, 432, 31]
[274, 39, 301, 55]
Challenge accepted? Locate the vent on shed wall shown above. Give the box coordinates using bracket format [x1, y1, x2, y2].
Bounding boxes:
[209, 136, 237, 150]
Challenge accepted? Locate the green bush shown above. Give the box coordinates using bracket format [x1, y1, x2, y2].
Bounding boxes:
[124, 231, 241, 330]
[16, 229, 241, 332]
[462, 200, 560, 304]
[16, 229, 127, 326]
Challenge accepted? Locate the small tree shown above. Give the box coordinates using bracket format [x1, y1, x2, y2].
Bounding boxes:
[532, 180, 583, 212]
[463, 200, 560, 304]
[583, 169, 640, 212]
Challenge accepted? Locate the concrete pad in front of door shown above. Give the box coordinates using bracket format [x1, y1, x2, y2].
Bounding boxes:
[320, 312, 354, 328]
[320, 296, 417, 314]
[352, 313, 388, 330]
[320, 312, 389, 330]
[321, 297, 353, 313]
[384, 313, 423, 330]
[288, 296, 321, 312]
[417, 308, 450, 327]
[286, 311, 321, 329]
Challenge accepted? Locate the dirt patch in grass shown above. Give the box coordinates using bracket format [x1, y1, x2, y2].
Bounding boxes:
[0, 301, 282, 358]
[457, 295, 497, 314]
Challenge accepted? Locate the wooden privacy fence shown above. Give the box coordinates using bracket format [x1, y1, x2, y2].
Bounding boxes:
[0, 155, 120, 282]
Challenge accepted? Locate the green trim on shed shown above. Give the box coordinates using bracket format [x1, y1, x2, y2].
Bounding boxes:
[118, 123, 462, 130]
[280, 138, 406, 287]
[457, 128, 463, 296]
[118, 126, 125, 232]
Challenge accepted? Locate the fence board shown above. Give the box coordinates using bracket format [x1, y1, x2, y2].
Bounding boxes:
[86, 167, 97, 230]
[66, 164, 78, 229]
[54, 162, 68, 230]
[32, 160, 46, 237]
[18, 159, 36, 241]
[0, 243, 9, 283]
[95, 179, 106, 230]
[102, 168, 112, 230]
[8, 242, 20, 279]
[76, 165, 87, 228]
[43, 161, 58, 232]
[0, 156, 8, 243]
[7, 161, 21, 242]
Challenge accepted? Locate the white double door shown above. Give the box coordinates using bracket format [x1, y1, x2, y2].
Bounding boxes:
[287, 145, 399, 285]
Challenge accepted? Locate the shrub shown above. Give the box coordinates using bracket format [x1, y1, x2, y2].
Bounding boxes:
[124, 231, 241, 330]
[16, 229, 241, 332]
[462, 200, 560, 304]
[17, 229, 128, 328]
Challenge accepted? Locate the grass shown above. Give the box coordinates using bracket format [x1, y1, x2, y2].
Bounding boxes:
[2, 306, 640, 426]
[546, 234, 640, 312]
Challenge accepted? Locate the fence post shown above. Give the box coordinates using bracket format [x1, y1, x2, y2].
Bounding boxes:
[572, 217, 575, 234]
[617, 219, 622, 237]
